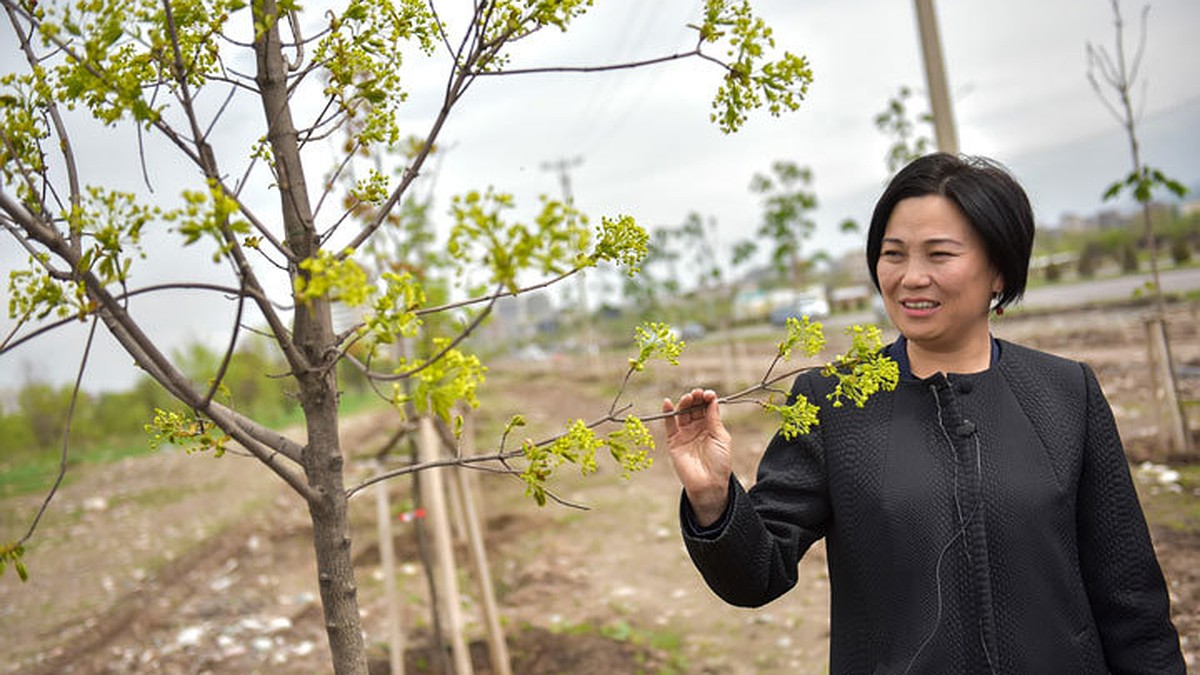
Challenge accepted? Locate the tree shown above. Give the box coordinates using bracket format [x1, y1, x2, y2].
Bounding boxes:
[0, 1, 815, 671]
[875, 85, 933, 176]
[1086, 0, 1191, 455]
[743, 160, 818, 287]
[622, 225, 683, 319]
[622, 212, 730, 323]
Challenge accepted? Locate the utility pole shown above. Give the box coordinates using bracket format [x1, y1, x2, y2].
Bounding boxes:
[542, 156, 583, 205]
[913, 0, 959, 153]
[541, 156, 602, 369]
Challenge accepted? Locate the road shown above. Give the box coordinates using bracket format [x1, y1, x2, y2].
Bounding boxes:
[724, 267, 1200, 341]
[1019, 267, 1200, 310]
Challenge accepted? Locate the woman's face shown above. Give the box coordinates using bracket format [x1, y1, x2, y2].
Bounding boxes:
[876, 195, 1002, 354]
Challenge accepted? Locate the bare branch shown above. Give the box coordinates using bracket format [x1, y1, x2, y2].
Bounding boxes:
[472, 47, 704, 78]
[202, 83, 241, 143]
[16, 315, 100, 547]
[0, 184, 61, 244]
[1086, 44, 1126, 124]
[312, 136, 361, 225]
[0, 214, 67, 280]
[1089, 42, 1121, 88]
[296, 96, 342, 152]
[0, 281, 273, 356]
[1126, 4, 1150, 87]
[346, 447, 525, 498]
[0, 310, 31, 354]
[416, 267, 583, 316]
[220, 167, 297, 262]
[212, 65, 264, 90]
[135, 122, 157, 193]
[284, 10, 304, 71]
[425, 0, 456, 60]
[294, 108, 351, 145]
[199, 281, 248, 410]
[209, 399, 305, 461]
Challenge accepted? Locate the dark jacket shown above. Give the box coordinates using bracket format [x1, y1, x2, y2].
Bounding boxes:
[682, 339, 1185, 674]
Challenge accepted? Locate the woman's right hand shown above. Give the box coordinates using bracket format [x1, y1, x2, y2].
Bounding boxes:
[662, 388, 733, 527]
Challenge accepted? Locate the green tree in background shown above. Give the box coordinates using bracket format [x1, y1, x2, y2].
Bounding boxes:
[1087, 0, 1192, 455]
[743, 160, 818, 287]
[875, 85, 933, 176]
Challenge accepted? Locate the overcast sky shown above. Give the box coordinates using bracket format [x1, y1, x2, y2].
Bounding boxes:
[3, 0, 1200, 393]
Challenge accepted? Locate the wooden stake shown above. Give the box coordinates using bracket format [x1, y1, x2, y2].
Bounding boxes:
[1144, 317, 1191, 457]
[417, 417, 474, 675]
[374, 462, 406, 675]
[444, 459, 469, 546]
[454, 413, 512, 675]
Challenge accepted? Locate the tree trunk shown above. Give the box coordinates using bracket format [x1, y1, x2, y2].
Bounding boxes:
[302, 382, 369, 675]
[252, 1, 368, 671]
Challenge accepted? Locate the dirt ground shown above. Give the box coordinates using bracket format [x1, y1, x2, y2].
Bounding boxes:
[1, 301, 1198, 674]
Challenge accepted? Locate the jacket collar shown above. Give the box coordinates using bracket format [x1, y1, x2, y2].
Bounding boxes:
[885, 334, 1001, 381]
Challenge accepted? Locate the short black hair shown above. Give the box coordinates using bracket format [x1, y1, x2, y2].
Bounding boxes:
[865, 152, 1035, 310]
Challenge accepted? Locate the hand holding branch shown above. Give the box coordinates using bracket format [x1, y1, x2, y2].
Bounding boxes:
[662, 388, 733, 527]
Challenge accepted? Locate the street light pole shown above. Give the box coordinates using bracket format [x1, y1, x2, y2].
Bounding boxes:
[913, 0, 959, 153]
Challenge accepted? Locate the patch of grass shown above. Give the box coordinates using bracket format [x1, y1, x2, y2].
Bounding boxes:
[547, 618, 689, 674]
[0, 435, 156, 499]
[0, 460, 72, 500]
[1136, 463, 1200, 535]
[0, 391, 387, 500]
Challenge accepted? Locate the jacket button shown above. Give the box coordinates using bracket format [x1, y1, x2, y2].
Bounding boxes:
[956, 421, 976, 437]
[958, 381, 973, 394]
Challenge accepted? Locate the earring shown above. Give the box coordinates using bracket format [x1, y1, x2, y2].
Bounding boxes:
[992, 292, 1004, 316]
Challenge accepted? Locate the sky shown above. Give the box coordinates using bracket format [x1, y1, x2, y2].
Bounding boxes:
[2, 0, 1200, 393]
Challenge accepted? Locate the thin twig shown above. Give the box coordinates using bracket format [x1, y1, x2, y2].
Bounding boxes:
[199, 280, 248, 410]
[0, 282, 260, 356]
[365, 288, 499, 382]
[18, 315, 99, 546]
[426, 0, 455, 59]
[415, 267, 582, 315]
[471, 48, 702, 78]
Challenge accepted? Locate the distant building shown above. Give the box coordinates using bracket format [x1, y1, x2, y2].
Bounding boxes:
[830, 285, 873, 312]
[835, 248, 872, 285]
[482, 293, 556, 344]
[1096, 209, 1124, 230]
[1057, 212, 1093, 233]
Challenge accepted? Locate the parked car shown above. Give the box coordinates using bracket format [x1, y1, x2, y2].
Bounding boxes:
[666, 322, 708, 343]
[768, 292, 830, 325]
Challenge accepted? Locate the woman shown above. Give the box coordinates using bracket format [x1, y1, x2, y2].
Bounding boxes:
[663, 153, 1185, 674]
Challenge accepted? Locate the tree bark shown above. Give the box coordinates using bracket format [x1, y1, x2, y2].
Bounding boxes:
[252, 1, 368, 672]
